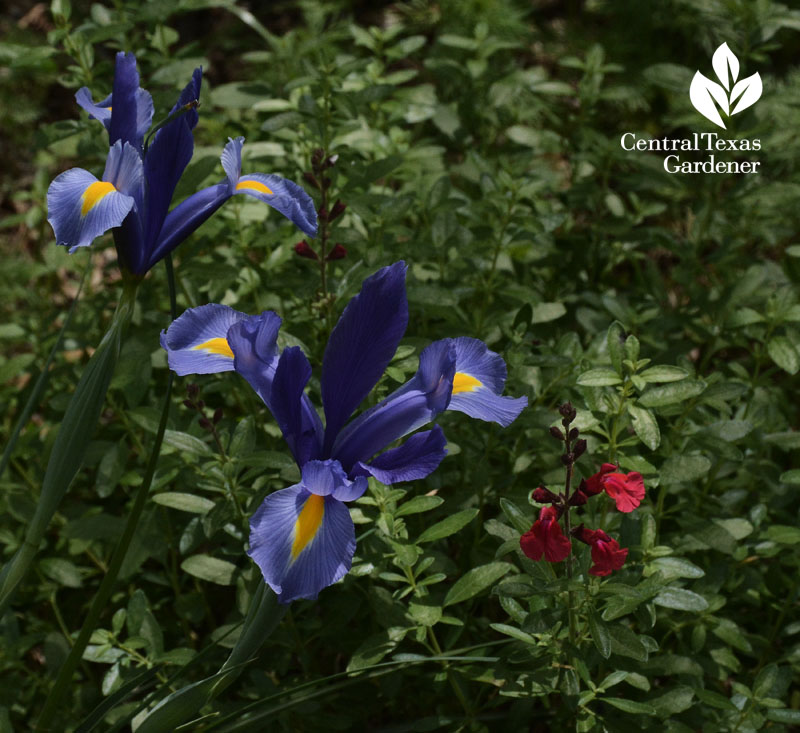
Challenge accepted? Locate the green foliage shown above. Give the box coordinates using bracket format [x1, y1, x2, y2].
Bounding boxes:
[2, 0, 800, 730]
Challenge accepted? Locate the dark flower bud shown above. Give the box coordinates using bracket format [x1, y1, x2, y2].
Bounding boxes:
[326, 244, 347, 261]
[198, 417, 211, 430]
[183, 399, 195, 409]
[197, 400, 205, 410]
[324, 154, 339, 168]
[561, 452, 574, 466]
[558, 402, 577, 423]
[568, 427, 580, 441]
[549, 426, 565, 441]
[568, 489, 587, 506]
[322, 176, 332, 189]
[573, 439, 587, 459]
[311, 148, 325, 167]
[213, 407, 223, 424]
[294, 241, 319, 260]
[330, 199, 346, 221]
[317, 206, 329, 221]
[532, 486, 558, 504]
[570, 523, 592, 543]
[302, 171, 320, 190]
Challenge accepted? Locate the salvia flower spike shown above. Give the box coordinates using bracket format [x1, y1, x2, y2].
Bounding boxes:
[520, 404, 645, 577]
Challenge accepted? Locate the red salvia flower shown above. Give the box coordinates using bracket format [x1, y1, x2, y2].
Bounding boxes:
[588, 531, 628, 577]
[583, 463, 645, 513]
[520, 506, 572, 563]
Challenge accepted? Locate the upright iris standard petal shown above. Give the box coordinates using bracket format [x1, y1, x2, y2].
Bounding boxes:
[76, 54, 154, 150]
[331, 339, 455, 471]
[446, 337, 528, 426]
[321, 262, 409, 455]
[247, 460, 364, 603]
[221, 137, 317, 238]
[141, 67, 203, 255]
[109, 52, 150, 152]
[352, 426, 448, 484]
[47, 141, 143, 252]
[160, 304, 249, 375]
[270, 347, 323, 466]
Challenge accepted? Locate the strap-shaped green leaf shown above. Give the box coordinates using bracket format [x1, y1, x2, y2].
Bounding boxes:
[0, 281, 137, 614]
[135, 584, 287, 732]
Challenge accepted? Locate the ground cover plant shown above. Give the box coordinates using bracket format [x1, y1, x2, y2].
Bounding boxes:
[1, 0, 800, 730]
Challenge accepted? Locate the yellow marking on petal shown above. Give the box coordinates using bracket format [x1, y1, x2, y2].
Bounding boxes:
[452, 372, 482, 395]
[291, 494, 325, 560]
[191, 337, 234, 358]
[81, 181, 116, 216]
[236, 179, 273, 195]
[106, 106, 112, 110]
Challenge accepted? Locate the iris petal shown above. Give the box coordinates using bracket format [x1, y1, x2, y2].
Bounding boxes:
[300, 459, 367, 501]
[47, 141, 143, 253]
[75, 89, 112, 130]
[220, 136, 244, 186]
[235, 173, 317, 238]
[226, 311, 283, 408]
[332, 339, 455, 471]
[248, 460, 360, 603]
[270, 347, 324, 466]
[142, 67, 202, 259]
[109, 52, 143, 151]
[160, 304, 248, 375]
[147, 183, 230, 269]
[353, 426, 448, 484]
[321, 262, 409, 455]
[220, 137, 317, 238]
[446, 337, 527, 427]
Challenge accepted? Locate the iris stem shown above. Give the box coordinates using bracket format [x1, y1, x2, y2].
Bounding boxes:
[35, 256, 178, 730]
[36, 371, 175, 730]
[0, 278, 137, 616]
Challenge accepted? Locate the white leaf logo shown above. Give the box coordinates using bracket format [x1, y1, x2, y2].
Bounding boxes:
[690, 43, 762, 128]
[730, 73, 762, 115]
[690, 72, 729, 128]
[712, 42, 739, 91]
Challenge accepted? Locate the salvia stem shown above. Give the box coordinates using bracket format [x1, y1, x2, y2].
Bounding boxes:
[36, 256, 179, 730]
[559, 404, 578, 647]
[0, 278, 138, 615]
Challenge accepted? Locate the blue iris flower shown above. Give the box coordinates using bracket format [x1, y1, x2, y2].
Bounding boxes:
[47, 52, 316, 275]
[161, 262, 527, 602]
